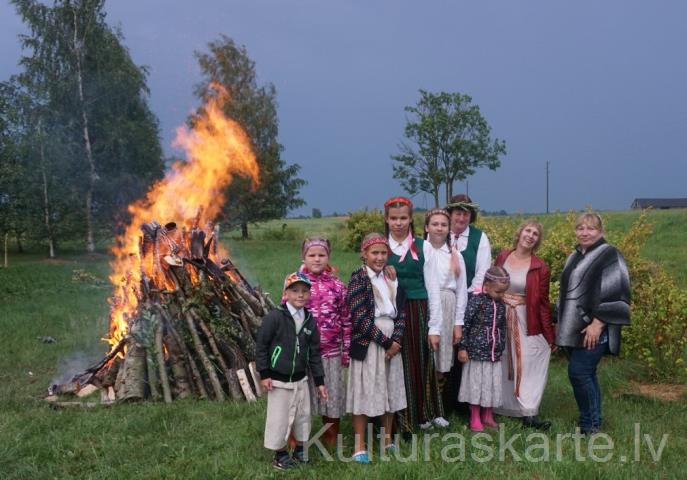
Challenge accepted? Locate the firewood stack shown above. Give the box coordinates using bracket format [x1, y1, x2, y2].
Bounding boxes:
[47, 217, 275, 404]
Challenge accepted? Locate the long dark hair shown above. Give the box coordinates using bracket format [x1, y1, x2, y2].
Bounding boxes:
[383, 198, 415, 238]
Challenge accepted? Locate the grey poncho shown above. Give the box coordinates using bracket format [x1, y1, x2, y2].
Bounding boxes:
[556, 239, 631, 355]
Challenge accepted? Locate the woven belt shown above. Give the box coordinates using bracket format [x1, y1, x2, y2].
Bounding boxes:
[502, 293, 526, 398]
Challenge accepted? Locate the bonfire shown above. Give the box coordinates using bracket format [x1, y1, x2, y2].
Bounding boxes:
[47, 85, 273, 404]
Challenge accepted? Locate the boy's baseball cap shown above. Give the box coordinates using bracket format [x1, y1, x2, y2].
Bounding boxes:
[283, 271, 312, 291]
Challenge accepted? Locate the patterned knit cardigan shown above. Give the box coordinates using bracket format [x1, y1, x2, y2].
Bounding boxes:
[346, 266, 406, 361]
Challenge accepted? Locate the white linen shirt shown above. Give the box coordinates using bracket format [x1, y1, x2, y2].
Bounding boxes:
[366, 266, 398, 318]
[451, 226, 492, 293]
[423, 241, 468, 335]
[286, 302, 305, 332]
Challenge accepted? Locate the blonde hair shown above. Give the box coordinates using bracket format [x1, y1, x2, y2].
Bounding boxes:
[575, 212, 604, 232]
[512, 219, 544, 251]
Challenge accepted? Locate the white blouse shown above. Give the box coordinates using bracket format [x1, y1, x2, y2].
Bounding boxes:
[423, 241, 468, 335]
[366, 266, 398, 319]
[451, 225, 492, 293]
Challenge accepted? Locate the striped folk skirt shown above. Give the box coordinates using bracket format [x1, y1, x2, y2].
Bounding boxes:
[397, 299, 445, 431]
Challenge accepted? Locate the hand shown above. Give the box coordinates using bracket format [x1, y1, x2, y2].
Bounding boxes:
[452, 326, 463, 345]
[385, 341, 401, 359]
[457, 350, 469, 363]
[341, 356, 350, 368]
[261, 378, 273, 391]
[550, 344, 558, 353]
[428, 334, 440, 352]
[581, 318, 605, 350]
[318, 385, 329, 401]
[383, 265, 397, 281]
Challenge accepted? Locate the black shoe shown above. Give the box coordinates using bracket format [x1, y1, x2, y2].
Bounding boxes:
[273, 453, 298, 471]
[292, 448, 309, 464]
[522, 416, 551, 431]
[580, 426, 601, 435]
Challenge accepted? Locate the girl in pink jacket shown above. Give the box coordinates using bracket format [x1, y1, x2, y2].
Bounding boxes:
[300, 237, 351, 447]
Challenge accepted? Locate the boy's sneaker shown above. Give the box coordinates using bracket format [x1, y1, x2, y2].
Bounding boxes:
[292, 448, 309, 464]
[272, 453, 298, 471]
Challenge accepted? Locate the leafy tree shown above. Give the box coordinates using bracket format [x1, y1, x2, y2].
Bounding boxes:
[312, 208, 322, 219]
[392, 90, 506, 207]
[11, 0, 163, 252]
[193, 35, 306, 238]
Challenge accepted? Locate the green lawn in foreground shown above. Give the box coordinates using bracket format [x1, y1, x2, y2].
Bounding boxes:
[0, 210, 685, 479]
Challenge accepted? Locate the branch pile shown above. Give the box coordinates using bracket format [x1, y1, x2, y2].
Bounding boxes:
[47, 219, 274, 404]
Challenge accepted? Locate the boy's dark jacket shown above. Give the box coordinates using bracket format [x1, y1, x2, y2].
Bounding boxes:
[256, 304, 325, 386]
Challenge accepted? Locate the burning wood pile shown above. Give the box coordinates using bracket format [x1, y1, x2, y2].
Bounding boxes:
[46, 84, 269, 405]
[49, 217, 274, 404]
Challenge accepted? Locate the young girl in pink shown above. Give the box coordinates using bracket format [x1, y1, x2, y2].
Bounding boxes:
[457, 266, 510, 432]
[300, 237, 351, 447]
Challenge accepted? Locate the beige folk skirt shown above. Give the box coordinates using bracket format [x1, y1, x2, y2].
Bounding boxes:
[309, 355, 346, 418]
[434, 289, 457, 373]
[346, 316, 406, 417]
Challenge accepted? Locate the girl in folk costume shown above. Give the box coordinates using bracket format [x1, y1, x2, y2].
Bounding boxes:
[423, 209, 468, 379]
[384, 196, 446, 431]
[300, 237, 351, 447]
[346, 233, 406, 464]
[457, 266, 509, 432]
[493, 220, 555, 430]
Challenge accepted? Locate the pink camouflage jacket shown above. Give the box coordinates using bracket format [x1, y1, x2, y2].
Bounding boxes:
[299, 266, 352, 366]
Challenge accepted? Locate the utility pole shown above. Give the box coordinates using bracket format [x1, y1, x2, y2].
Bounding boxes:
[546, 161, 550, 214]
[466, 180, 469, 197]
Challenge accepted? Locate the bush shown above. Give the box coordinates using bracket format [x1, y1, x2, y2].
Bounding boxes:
[344, 209, 384, 251]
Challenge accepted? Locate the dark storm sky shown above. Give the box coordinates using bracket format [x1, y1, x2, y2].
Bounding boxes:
[2, 0, 686, 215]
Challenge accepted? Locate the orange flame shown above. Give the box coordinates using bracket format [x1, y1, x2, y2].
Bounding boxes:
[106, 85, 259, 349]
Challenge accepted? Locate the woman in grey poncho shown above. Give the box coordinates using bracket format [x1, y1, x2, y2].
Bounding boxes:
[556, 213, 631, 434]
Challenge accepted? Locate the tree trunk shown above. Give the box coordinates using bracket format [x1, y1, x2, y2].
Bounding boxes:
[38, 119, 55, 259]
[3, 232, 7, 268]
[241, 221, 248, 240]
[16, 234, 23, 254]
[72, 9, 97, 253]
[432, 186, 440, 208]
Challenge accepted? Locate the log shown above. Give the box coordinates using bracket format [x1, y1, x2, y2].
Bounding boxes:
[233, 281, 265, 317]
[50, 401, 104, 409]
[155, 319, 173, 403]
[100, 357, 122, 388]
[161, 308, 207, 399]
[236, 369, 256, 402]
[115, 320, 146, 402]
[248, 361, 263, 397]
[195, 314, 242, 400]
[183, 311, 225, 400]
[76, 384, 99, 398]
[146, 346, 161, 401]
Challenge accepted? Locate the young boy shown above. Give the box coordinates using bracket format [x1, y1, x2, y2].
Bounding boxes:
[256, 271, 328, 470]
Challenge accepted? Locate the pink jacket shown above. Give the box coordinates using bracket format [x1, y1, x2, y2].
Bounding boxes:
[300, 267, 352, 365]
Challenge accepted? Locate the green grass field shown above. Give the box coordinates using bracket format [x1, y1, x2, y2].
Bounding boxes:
[1, 210, 685, 479]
